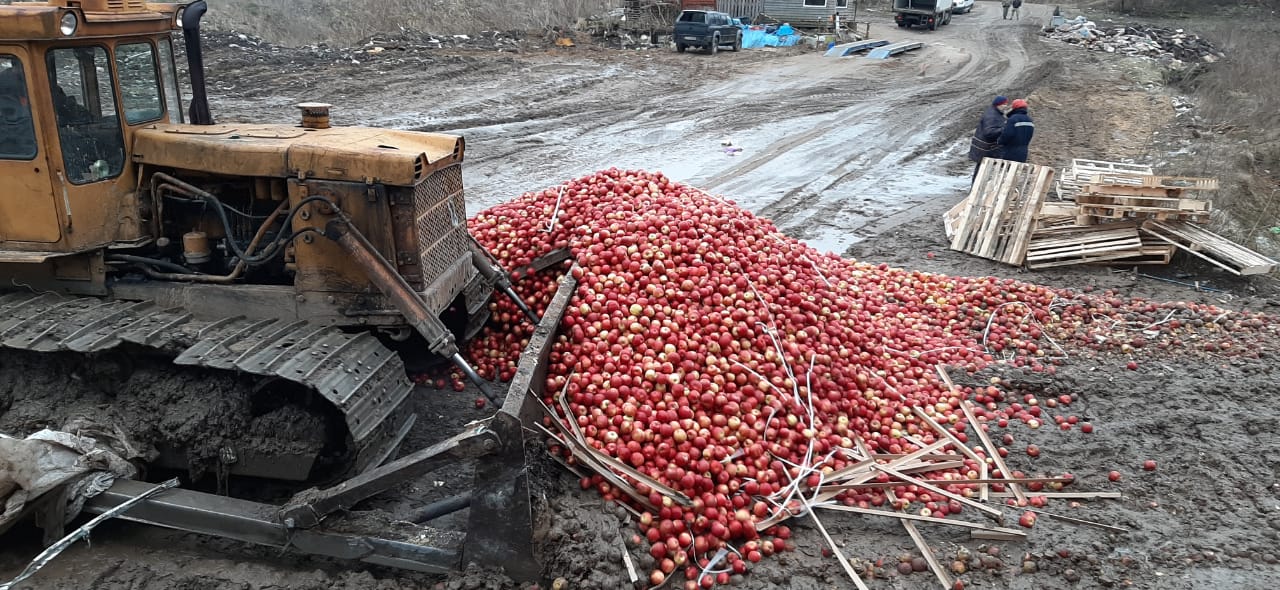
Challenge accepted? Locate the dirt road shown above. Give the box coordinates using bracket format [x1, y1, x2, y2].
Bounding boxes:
[207, 3, 1049, 255]
[4, 3, 1280, 590]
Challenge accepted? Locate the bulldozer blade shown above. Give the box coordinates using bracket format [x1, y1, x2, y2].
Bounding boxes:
[464, 410, 538, 581]
[462, 264, 579, 581]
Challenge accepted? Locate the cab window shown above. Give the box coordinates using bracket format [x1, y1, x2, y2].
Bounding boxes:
[115, 42, 164, 125]
[0, 55, 38, 160]
[46, 46, 125, 184]
[156, 39, 183, 123]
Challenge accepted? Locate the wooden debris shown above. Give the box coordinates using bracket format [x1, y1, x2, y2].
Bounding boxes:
[1141, 220, 1279, 275]
[1018, 506, 1130, 533]
[970, 529, 1025, 541]
[809, 511, 871, 590]
[949, 158, 1056, 264]
[1056, 159, 1153, 201]
[988, 491, 1121, 499]
[818, 504, 1029, 538]
[874, 464, 1003, 519]
[959, 400, 1028, 505]
[621, 543, 640, 583]
[946, 158, 1274, 273]
[1025, 223, 1144, 269]
[885, 487, 954, 590]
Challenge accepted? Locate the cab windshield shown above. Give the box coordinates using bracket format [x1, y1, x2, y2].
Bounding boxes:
[46, 46, 126, 184]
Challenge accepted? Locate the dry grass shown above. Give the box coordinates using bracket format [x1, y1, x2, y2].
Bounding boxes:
[206, 0, 620, 46]
[1164, 23, 1280, 257]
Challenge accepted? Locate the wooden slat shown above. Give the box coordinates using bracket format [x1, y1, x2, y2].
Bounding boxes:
[1141, 220, 1279, 275]
[1072, 159, 1155, 175]
[1026, 238, 1143, 260]
[1081, 185, 1185, 199]
[1077, 192, 1209, 212]
[1037, 202, 1079, 216]
[1078, 203, 1212, 218]
[988, 491, 1121, 499]
[817, 504, 1028, 538]
[1027, 249, 1146, 269]
[1135, 175, 1218, 190]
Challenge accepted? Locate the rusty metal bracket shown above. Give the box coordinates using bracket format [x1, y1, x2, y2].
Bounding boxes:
[279, 423, 500, 529]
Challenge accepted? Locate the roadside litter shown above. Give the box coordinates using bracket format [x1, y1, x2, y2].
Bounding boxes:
[1042, 18, 1224, 66]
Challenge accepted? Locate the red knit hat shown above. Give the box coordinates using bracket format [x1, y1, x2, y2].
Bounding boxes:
[1011, 99, 1028, 110]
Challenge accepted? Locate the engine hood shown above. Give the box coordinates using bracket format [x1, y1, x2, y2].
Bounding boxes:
[131, 123, 464, 187]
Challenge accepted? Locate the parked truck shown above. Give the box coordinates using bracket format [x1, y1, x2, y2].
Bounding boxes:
[894, 0, 953, 30]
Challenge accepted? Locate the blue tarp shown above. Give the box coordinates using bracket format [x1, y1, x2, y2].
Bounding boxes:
[740, 28, 802, 49]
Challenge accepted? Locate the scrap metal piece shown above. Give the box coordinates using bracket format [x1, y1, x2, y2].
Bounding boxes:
[0, 478, 180, 590]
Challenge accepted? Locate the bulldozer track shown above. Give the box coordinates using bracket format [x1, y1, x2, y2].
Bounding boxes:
[0, 290, 415, 479]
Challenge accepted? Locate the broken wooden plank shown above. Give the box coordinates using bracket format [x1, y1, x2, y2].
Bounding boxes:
[988, 491, 1121, 499]
[958, 400, 1028, 504]
[809, 511, 872, 590]
[1141, 220, 1279, 275]
[874, 464, 1004, 519]
[889, 487, 954, 590]
[818, 504, 1029, 538]
[1019, 506, 1129, 533]
[970, 529, 1025, 541]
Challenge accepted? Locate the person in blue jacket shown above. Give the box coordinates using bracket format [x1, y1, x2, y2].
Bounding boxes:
[968, 95, 1008, 183]
[997, 99, 1035, 163]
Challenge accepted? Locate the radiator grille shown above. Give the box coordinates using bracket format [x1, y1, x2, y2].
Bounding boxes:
[106, 0, 148, 11]
[414, 165, 470, 287]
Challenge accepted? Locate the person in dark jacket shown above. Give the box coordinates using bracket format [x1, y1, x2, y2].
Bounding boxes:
[998, 99, 1034, 163]
[968, 95, 1008, 183]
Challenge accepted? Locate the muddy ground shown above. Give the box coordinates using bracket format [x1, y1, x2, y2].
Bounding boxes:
[4, 1, 1280, 589]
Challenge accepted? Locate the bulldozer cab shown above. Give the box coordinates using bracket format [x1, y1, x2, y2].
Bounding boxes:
[0, 0, 184, 249]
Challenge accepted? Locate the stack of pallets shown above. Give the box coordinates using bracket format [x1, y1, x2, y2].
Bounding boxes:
[945, 158, 1278, 274]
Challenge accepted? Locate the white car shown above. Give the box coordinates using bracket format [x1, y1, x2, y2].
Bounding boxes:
[953, 0, 974, 13]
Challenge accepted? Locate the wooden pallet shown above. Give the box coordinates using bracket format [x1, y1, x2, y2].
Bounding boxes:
[1077, 193, 1211, 212]
[1133, 175, 1219, 191]
[1024, 223, 1144, 269]
[949, 158, 1056, 265]
[1035, 215, 1079, 231]
[1079, 204, 1211, 223]
[1140, 220, 1279, 276]
[1056, 159, 1154, 200]
[1093, 236, 1177, 266]
[1070, 159, 1155, 176]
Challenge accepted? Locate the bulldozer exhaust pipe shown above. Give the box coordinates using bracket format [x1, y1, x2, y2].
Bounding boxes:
[181, 0, 213, 125]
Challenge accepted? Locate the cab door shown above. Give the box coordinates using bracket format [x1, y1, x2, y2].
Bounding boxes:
[0, 46, 62, 244]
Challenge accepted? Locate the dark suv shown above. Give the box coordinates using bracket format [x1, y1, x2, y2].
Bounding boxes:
[673, 10, 742, 54]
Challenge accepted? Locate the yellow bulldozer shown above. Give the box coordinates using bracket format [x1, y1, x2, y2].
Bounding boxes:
[0, 0, 565, 579]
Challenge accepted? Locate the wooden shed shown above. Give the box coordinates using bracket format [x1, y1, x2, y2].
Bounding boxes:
[753, 0, 854, 27]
